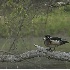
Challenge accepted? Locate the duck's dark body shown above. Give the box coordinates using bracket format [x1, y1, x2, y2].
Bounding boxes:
[43, 35, 69, 51]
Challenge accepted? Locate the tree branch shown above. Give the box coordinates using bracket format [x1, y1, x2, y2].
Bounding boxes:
[0, 44, 70, 62]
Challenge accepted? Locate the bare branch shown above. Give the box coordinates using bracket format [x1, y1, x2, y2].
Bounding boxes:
[0, 44, 70, 62]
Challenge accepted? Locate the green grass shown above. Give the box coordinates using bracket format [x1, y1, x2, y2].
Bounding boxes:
[32, 6, 70, 36]
[46, 7, 70, 35]
[0, 5, 70, 37]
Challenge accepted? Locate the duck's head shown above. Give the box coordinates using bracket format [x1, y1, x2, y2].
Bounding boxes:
[43, 35, 51, 40]
[45, 35, 50, 38]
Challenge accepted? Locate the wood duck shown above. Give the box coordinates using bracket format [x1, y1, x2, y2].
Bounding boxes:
[43, 35, 69, 51]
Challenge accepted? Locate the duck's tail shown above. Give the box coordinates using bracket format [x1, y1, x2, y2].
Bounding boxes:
[61, 40, 69, 45]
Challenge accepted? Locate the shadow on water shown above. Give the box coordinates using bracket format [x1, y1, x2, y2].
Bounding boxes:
[0, 57, 70, 69]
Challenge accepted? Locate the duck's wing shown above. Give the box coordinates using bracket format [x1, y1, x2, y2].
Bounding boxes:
[50, 37, 61, 40]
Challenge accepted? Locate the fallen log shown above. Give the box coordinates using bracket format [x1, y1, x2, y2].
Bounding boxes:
[0, 44, 70, 62]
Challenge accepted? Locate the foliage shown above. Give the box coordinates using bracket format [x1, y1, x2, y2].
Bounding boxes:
[32, 6, 70, 36]
[64, 5, 70, 12]
[0, 0, 70, 37]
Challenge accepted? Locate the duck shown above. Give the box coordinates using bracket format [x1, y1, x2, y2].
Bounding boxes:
[43, 35, 69, 51]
